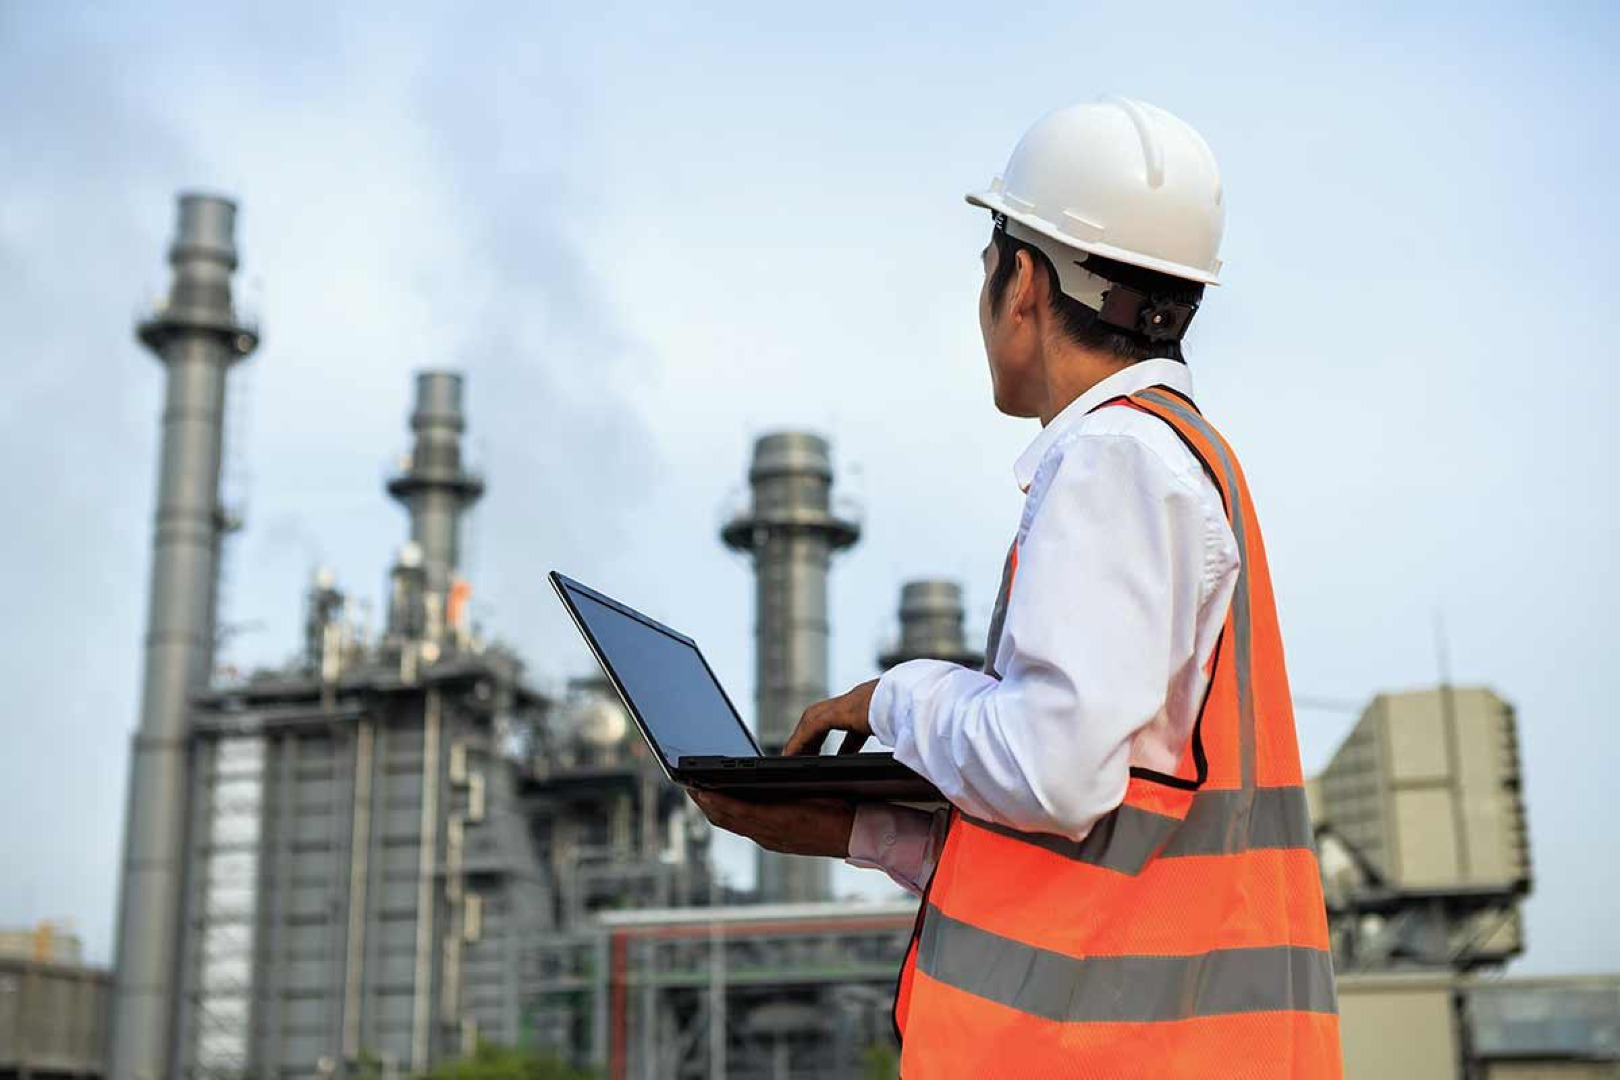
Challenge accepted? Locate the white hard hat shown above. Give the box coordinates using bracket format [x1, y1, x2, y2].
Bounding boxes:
[967, 96, 1225, 287]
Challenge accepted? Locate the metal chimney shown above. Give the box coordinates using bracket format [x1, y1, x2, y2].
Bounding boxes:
[878, 580, 984, 671]
[111, 193, 259, 1080]
[721, 432, 859, 902]
[386, 372, 483, 636]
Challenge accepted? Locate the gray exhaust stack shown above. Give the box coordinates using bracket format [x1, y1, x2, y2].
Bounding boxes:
[387, 372, 483, 640]
[111, 193, 259, 1080]
[878, 580, 983, 671]
[722, 432, 859, 902]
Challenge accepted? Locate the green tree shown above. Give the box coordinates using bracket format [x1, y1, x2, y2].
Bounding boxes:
[350, 1051, 386, 1080]
[416, 1042, 595, 1080]
[862, 1042, 900, 1080]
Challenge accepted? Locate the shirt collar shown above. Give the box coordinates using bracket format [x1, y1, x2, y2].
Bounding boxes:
[1013, 358, 1195, 491]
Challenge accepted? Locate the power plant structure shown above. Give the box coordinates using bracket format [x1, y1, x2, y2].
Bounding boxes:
[1313, 687, 1532, 973]
[0, 922, 111, 1080]
[876, 581, 984, 671]
[170, 368, 570, 1072]
[102, 194, 923, 1080]
[96, 192, 1619, 1080]
[113, 317, 578, 1069]
[720, 433, 860, 905]
[111, 193, 260, 1080]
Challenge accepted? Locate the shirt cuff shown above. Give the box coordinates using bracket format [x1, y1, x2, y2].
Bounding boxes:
[870, 658, 959, 748]
[844, 803, 947, 897]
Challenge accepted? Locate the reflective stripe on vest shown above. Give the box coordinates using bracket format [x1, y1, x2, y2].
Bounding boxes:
[895, 386, 1342, 1079]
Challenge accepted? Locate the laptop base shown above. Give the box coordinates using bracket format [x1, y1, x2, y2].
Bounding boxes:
[676, 754, 942, 802]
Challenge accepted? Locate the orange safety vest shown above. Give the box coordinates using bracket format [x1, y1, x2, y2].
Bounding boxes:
[894, 386, 1342, 1078]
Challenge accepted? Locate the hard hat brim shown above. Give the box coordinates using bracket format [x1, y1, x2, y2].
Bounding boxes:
[965, 188, 1221, 286]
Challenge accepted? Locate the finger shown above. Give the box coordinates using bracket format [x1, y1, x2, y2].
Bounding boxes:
[835, 730, 869, 755]
[782, 713, 832, 757]
[781, 709, 814, 756]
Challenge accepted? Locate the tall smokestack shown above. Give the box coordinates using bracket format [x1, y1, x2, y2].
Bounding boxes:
[111, 193, 259, 1080]
[721, 432, 859, 902]
[878, 580, 983, 671]
[386, 372, 483, 638]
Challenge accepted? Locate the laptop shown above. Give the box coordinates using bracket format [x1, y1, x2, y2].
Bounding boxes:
[550, 572, 941, 802]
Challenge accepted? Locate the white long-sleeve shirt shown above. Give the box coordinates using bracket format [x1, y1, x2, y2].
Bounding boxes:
[846, 359, 1241, 895]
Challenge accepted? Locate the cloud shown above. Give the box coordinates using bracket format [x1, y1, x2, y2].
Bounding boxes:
[0, 7, 203, 964]
[0, 3, 658, 960]
[402, 20, 663, 680]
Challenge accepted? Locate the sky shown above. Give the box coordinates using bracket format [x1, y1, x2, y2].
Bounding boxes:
[1, 1, 1615, 974]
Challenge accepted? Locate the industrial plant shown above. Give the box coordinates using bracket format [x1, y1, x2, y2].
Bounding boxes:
[2, 193, 1617, 1080]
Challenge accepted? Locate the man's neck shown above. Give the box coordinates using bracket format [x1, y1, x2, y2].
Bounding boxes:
[1038, 345, 1134, 426]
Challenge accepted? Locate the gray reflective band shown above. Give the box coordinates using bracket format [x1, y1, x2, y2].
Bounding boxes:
[983, 543, 1017, 678]
[1137, 388, 1257, 790]
[963, 785, 1314, 875]
[917, 905, 1338, 1022]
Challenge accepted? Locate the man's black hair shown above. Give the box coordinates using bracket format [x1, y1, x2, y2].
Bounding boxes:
[987, 224, 1205, 364]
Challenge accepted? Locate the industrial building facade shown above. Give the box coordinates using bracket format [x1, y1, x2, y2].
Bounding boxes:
[108, 189, 574, 1074]
[106, 194, 892, 1079]
[98, 193, 1619, 1080]
[180, 655, 558, 1071]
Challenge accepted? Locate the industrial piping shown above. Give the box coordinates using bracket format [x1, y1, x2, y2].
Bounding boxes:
[721, 432, 859, 903]
[110, 193, 259, 1080]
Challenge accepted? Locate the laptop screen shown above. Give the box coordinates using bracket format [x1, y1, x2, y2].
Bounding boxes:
[561, 583, 760, 768]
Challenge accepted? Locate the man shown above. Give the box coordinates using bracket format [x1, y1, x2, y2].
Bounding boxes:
[694, 97, 1342, 1077]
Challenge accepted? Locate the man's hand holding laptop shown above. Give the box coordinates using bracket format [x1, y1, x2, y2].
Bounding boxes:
[691, 679, 879, 856]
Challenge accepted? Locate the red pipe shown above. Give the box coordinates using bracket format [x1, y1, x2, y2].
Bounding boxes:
[609, 930, 628, 1080]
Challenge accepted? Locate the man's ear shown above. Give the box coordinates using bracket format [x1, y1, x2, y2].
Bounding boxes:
[1012, 248, 1041, 324]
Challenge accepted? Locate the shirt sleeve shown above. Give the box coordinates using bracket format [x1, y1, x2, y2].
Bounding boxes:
[845, 803, 950, 896]
[868, 433, 1216, 842]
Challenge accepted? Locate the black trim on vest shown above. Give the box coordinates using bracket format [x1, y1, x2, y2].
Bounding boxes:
[1127, 620, 1217, 791]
